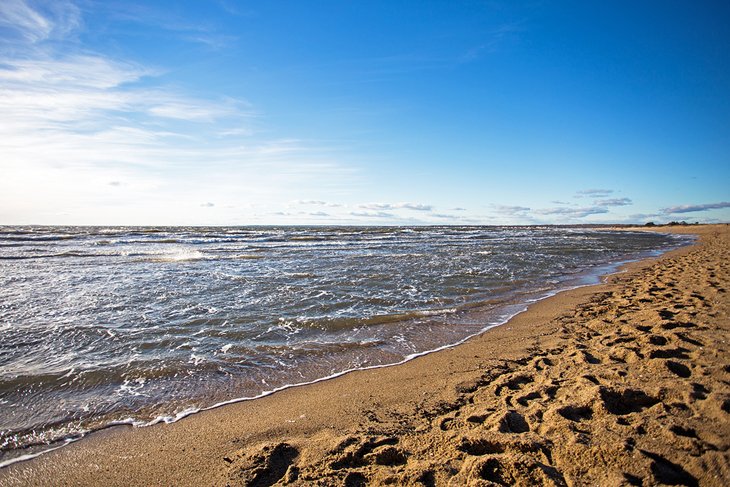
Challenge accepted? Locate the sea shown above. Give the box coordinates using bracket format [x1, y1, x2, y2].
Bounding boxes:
[0, 225, 692, 466]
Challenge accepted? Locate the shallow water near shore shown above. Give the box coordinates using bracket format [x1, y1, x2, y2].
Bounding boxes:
[0, 226, 692, 466]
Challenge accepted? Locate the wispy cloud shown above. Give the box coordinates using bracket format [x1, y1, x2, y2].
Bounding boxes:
[628, 213, 661, 220]
[0, 0, 52, 42]
[0, 54, 151, 88]
[294, 200, 342, 207]
[661, 202, 730, 214]
[350, 211, 394, 218]
[459, 22, 524, 63]
[0, 1, 355, 224]
[358, 202, 433, 212]
[0, 0, 80, 43]
[98, 2, 237, 50]
[147, 99, 241, 121]
[596, 197, 632, 207]
[575, 189, 613, 198]
[534, 206, 609, 218]
[359, 203, 392, 211]
[0, 49, 246, 164]
[495, 205, 531, 215]
[296, 200, 328, 205]
[401, 203, 433, 211]
[183, 33, 237, 50]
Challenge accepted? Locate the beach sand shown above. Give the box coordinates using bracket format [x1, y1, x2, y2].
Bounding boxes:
[1, 225, 728, 486]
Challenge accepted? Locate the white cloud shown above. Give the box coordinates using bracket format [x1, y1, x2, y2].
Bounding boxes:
[495, 205, 531, 215]
[0, 0, 68, 43]
[351, 211, 394, 218]
[0, 54, 150, 88]
[596, 197, 632, 207]
[629, 213, 661, 220]
[294, 200, 341, 207]
[0, 1, 356, 225]
[147, 100, 238, 121]
[358, 202, 433, 211]
[296, 200, 327, 205]
[661, 202, 730, 214]
[534, 206, 609, 218]
[359, 203, 392, 210]
[575, 189, 613, 198]
[400, 203, 433, 211]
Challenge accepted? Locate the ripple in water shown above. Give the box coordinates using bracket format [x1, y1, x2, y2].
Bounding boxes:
[0, 225, 691, 466]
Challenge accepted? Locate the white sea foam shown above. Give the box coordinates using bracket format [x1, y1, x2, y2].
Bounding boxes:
[0, 226, 695, 468]
[189, 354, 205, 365]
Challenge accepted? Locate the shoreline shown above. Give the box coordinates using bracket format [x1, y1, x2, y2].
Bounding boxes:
[0, 229, 689, 467]
[0, 228, 689, 468]
[1, 224, 727, 485]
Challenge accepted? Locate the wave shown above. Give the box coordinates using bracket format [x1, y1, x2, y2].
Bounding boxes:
[0, 251, 107, 260]
[0, 227, 695, 469]
[139, 250, 207, 263]
[0, 235, 76, 242]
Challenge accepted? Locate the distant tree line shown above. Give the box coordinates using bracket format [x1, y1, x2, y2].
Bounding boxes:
[644, 221, 699, 227]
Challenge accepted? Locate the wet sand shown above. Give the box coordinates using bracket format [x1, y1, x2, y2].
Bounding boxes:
[1, 225, 728, 486]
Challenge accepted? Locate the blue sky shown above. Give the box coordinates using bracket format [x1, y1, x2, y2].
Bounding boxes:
[1, 0, 728, 225]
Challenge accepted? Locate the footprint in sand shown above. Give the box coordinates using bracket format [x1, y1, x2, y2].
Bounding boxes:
[669, 425, 698, 439]
[494, 374, 534, 396]
[454, 435, 565, 486]
[661, 321, 697, 330]
[689, 383, 710, 401]
[328, 435, 406, 470]
[647, 335, 668, 346]
[225, 442, 299, 487]
[598, 387, 659, 415]
[665, 360, 692, 378]
[639, 450, 699, 487]
[556, 404, 593, 422]
[648, 347, 690, 359]
[516, 391, 542, 406]
[674, 332, 704, 347]
[494, 410, 530, 433]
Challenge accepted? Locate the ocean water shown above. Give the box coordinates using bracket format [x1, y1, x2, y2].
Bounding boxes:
[0, 226, 691, 466]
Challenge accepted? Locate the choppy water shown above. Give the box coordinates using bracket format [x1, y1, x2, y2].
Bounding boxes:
[0, 226, 691, 466]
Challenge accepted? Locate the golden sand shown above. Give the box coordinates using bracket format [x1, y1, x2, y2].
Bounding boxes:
[1, 225, 728, 486]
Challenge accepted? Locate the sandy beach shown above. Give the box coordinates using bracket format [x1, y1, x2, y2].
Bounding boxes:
[0, 224, 728, 486]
